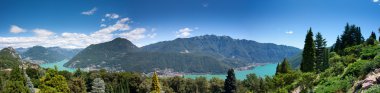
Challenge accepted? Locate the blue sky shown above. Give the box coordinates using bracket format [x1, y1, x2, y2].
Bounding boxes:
[0, 0, 380, 49]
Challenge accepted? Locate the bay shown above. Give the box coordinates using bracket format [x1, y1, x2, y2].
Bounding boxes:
[39, 59, 76, 72]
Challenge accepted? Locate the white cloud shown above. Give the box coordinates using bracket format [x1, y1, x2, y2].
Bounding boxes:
[81, 7, 97, 15]
[10, 25, 26, 34]
[176, 28, 193, 38]
[0, 15, 155, 49]
[119, 28, 146, 41]
[285, 31, 294, 35]
[374, 0, 379, 3]
[100, 24, 107, 27]
[105, 13, 119, 19]
[101, 18, 105, 22]
[33, 29, 55, 37]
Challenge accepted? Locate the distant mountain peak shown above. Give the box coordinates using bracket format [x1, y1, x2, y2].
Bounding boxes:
[191, 35, 233, 40]
[1, 47, 21, 60]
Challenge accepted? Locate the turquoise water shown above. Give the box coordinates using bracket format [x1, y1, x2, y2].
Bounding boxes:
[39, 60, 277, 80]
[39, 59, 76, 72]
[184, 63, 277, 80]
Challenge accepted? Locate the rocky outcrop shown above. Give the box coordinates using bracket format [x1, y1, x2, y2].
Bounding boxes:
[353, 69, 380, 93]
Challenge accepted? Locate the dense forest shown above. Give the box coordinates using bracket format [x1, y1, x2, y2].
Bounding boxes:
[2, 23, 380, 93]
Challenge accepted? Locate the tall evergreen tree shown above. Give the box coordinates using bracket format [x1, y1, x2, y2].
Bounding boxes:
[276, 58, 291, 74]
[275, 63, 280, 75]
[341, 23, 364, 50]
[378, 28, 380, 42]
[321, 48, 330, 71]
[301, 28, 316, 72]
[151, 72, 160, 93]
[224, 69, 236, 93]
[333, 36, 342, 54]
[74, 68, 82, 78]
[371, 31, 376, 39]
[366, 31, 377, 45]
[315, 32, 327, 73]
[280, 58, 291, 73]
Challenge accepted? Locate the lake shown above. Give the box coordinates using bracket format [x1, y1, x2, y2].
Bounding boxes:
[39, 59, 76, 72]
[184, 63, 277, 80]
[40, 60, 277, 80]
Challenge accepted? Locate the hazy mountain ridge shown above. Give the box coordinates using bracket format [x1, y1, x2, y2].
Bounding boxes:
[65, 35, 301, 73]
[19, 46, 82, 63]
[142, 35, 301, 63]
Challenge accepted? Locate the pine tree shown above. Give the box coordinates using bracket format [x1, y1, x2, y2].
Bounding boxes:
[276, 58, 291, 74]
[275, 63, 280, 75]
[224, 69, 236, 93]
[321, 48, 329, 71]
[378, 28, 380, 42]
[301, 28, 316, 72]
[280, 58, 291, 73]
[366, 31, 377, 45]
[315, 32, 327, 73]
[333, 36, 342, 54]
[74, 68, 82, 77]
[151, 72, 160, 93]
[341, 23, 364, 50]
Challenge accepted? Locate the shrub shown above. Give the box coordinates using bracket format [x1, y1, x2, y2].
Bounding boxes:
[315, 76, 355, 93]
[364, 85, 380, 93]
[360, 45, 380, 60]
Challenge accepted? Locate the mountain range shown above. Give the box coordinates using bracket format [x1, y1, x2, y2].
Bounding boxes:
[17, 46, 82, 64]
[64, 35, 301, 73]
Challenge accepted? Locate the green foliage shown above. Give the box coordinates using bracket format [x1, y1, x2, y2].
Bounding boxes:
[315, 76, 355, 93]
[315, 32, 328, 73]
[195, 77, 208, 93]
[341, 55, 357, 66]
[320, 62, 345, 78]
[224, 69, 237, 93]
[342, 59, 380, 79]
[364, 85, 380, 93]
[39, 68, 70, 93]
[342, 60, 369, 78]
[360, 45, 380, 60]
[276, 58, 292, 75]
[340, 23, 364, 51]
[333, 36, 343, 54]
[2, 80, 30, 93]
[365, 31, 378, 45]
[301, 28, 316, 72]
[0, 47, 21, 68]
[273, 71, 301, 88]
[209, 77, 224, 93]
[74, 68, 83, 77]
[296, 72, 316, 92]
[26, 67, 40, 79]
[151, 72, 160, 93]
[69, 77, 87, 93]
[243, 73, 269, 93]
